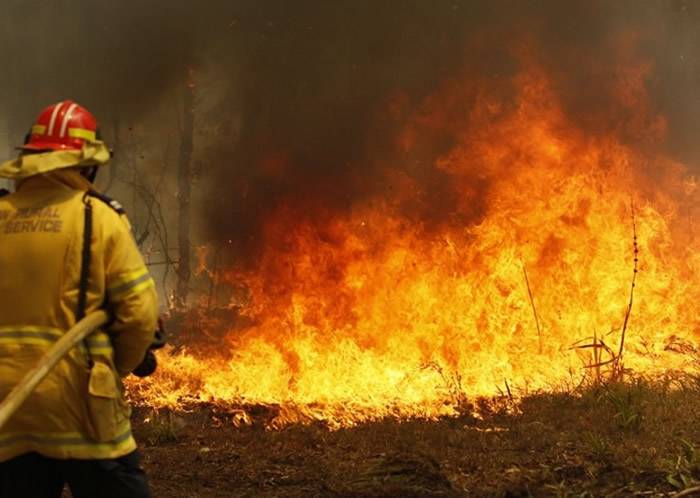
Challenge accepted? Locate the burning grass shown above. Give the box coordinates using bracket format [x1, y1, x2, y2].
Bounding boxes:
[128, 328, 700, 431]
[124, 42, 700, 497]
[131, 57, 700, 429]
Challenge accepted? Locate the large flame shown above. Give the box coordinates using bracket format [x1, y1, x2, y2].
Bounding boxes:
[131, 58, 700, 427]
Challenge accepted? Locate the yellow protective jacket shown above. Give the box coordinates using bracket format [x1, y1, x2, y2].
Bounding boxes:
[0, 173, 158, 461]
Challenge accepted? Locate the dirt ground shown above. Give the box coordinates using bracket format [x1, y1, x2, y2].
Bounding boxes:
[128, 378, 700, 498]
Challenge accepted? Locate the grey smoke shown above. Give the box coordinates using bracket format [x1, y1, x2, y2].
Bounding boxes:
[1, 0, 699, 261]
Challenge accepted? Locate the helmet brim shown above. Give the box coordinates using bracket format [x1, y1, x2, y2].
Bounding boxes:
[17, 141, 80, 152]
[1, 141, 111, 179]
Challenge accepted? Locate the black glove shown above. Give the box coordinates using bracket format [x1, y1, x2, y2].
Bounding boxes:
[132, 350, 157, 377]
[132, 318, 166, 378]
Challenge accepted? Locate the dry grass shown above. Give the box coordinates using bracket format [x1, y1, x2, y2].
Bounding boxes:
[133, 374, 700, 497]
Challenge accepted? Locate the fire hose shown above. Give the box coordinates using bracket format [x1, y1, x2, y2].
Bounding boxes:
[0, 311, 109, 431]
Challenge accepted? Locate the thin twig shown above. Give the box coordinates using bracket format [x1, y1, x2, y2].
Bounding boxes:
[615, 200, 639, 377]
[594, 329, 601, 383]
[504, 379, 513, 402]
[522, 263, 542, 354]
[671, 485, 700, 498]
[584, 357, 617, 369]
[117, 172, 175, 291]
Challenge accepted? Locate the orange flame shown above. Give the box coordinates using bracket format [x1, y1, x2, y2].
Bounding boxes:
[130, 59, 700, 427]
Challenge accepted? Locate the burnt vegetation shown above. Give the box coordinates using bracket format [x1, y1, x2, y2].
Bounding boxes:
[133, 376, 700, 497]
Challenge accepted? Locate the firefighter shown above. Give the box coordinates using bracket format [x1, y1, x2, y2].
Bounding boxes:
[0, 101, 158, 498]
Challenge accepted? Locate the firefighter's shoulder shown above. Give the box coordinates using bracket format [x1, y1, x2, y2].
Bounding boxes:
[86, 190, 126, 216]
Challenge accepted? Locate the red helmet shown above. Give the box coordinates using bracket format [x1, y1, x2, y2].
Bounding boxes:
[22, 100, 99, 152]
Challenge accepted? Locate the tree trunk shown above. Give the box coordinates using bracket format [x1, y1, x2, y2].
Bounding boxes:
[175, 71, 195, 308]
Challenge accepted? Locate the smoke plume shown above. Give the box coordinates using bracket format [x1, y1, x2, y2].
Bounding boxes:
[1, 0, 699, 261]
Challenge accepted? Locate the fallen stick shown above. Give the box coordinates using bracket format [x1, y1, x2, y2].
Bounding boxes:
[0, 311, 109, 430]
[672, 485, 700, 497]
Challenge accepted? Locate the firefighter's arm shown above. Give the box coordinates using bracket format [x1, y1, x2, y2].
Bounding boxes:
[104, 214, 159, 377]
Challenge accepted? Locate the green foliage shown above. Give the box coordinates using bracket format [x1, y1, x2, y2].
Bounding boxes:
[583, 431, 609, 461]
[598, 382, 644, 432]
[665, 439, 700, 491]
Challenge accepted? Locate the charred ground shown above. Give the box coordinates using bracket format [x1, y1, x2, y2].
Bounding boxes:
[124, 378, 700, 497]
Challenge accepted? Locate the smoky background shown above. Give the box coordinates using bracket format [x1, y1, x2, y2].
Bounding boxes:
[0, 0, 698, 271]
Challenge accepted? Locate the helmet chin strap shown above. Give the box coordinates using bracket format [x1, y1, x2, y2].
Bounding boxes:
[80, 166, 98, 184]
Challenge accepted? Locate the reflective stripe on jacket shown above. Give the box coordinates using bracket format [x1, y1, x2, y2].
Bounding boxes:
[0, 173, 158, 460]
